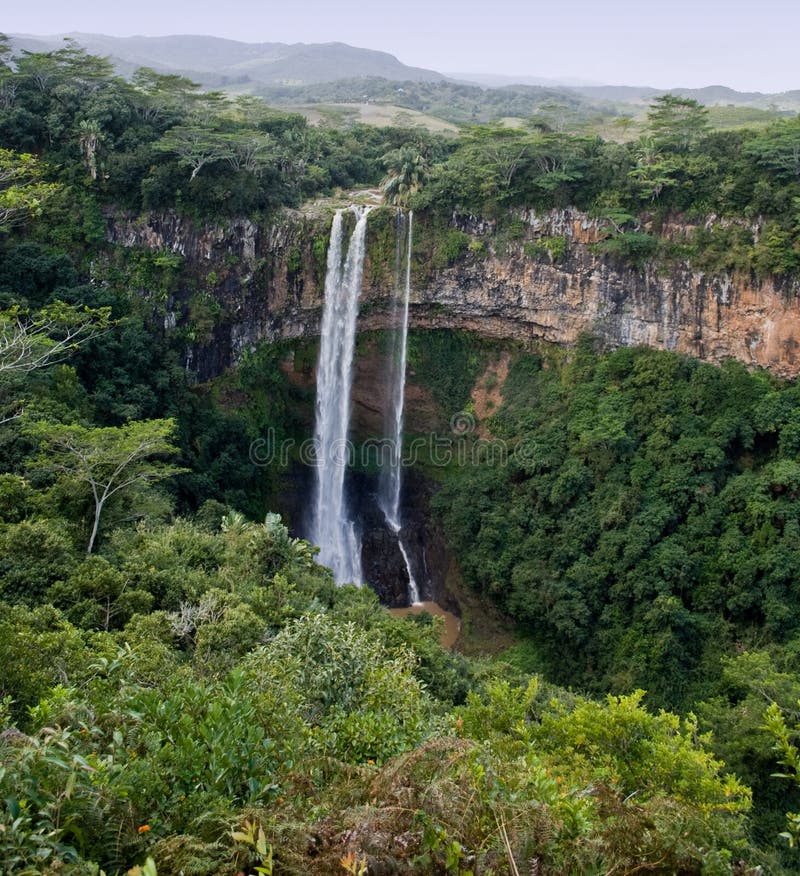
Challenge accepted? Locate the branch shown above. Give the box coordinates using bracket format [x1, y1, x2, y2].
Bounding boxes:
[0, 305, 111, 376]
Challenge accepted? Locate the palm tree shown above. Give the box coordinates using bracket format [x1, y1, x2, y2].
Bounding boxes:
[78, 119, 103, 180]
[381, 146, 428, 207]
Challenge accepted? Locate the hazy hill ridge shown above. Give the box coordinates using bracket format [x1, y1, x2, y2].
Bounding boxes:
[7, 32, 446, 85]
[7, 33, 799, 111]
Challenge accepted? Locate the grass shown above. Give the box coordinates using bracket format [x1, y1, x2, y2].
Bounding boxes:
[706, 104, 787, 129]
[293, 102, 460, 134]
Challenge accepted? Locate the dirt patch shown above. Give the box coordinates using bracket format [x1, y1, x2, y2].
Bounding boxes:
[441, 561, 519, 658]
[471, 350, 511, 437]
[388, 601, 461, 649]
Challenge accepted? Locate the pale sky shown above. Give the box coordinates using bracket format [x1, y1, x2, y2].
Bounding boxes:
[3, 0, 798, 93]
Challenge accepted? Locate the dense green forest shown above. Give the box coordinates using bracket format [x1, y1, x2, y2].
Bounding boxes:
[2, 36, 800, 874]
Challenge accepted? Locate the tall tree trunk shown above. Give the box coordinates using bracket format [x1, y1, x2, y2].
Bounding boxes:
[87, 499, 103, 554]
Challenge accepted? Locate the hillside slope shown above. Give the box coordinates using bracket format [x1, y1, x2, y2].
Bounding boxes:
[8, 32, 446, 85]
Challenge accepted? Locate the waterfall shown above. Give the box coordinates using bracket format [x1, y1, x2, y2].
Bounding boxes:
[310, 206, 370, 584]
[377, 210, 421, 605]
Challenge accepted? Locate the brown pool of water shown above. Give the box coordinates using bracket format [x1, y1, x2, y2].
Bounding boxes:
[388, 601, 461, 649]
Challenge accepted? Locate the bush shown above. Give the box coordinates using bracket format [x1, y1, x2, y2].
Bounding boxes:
[243, 613, 434, 764]
[0, 519, 78, 603]
[524, 235, 568, 263]
[432, 229, 471, 268]
[599, 231, 661, 268]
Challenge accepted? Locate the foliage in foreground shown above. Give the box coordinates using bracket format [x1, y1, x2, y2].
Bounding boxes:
[0, 423, 766, 873]
[0, 38, 799, 873]
[0, 574, 758, 874]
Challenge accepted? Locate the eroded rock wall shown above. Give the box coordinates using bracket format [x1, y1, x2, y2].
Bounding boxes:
[106, 207, 800, 380]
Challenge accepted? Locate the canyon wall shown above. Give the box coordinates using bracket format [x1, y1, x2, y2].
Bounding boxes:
[106, 207, 800, 381]
[106, 206, 800, 607]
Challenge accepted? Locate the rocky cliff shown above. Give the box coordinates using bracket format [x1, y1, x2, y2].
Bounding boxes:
[106, 206, 800, 608]
[105, 206, 800, 380]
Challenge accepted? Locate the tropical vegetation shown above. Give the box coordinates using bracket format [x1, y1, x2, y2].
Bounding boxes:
[1, 35, 800, 874]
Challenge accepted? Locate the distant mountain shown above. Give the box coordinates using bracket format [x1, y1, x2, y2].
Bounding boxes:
[571, 83, 800, 111]
[446, 72, 601, 88]
[417, 71, 798, 113]
[6, 33, 798, 114]
[7, 33, 446, 86]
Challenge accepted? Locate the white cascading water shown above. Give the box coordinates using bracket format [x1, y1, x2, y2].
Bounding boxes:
[310, 206, 370, 584]
[377, 210, 421, 604]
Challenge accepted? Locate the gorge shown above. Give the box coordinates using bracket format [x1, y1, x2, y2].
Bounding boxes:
[6, 35, 800, 870]
[105, 202, 800, 607]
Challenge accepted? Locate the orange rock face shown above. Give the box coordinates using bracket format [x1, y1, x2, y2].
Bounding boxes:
[107, 208, 800, 380]
[404, 251, 800, 378]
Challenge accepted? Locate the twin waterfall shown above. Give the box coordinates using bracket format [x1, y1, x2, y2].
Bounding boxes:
[309, 206, 420, 603]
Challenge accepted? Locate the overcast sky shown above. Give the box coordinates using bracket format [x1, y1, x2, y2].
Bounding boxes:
[3, 0, 798, 93]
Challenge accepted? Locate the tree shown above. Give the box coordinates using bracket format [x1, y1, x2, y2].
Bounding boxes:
[0, 302, 110, 423]
[0, 301, 110, 376]
[16, 40, 114, 97]
[131, 67, 203, 125]
[77, 119, 103, 180]
[26, 418, 183, 553]
[0, 519, 77, 603]
[0, 33, 17, 110]
[220, 510, 317, 579]
[763, 702, 800, 847]
[48, 555, 154, 630]
[0, 33, 11, 68]
[745, 119, 800, 182]
[0, 149, 60, 230]
[698, 650, 800, 856]
[527, 132, 590, 200]
[463, 126, 532, 190]
[222, 132, 274, 174]
[646, 94, 709, 154]
[628, 136, 678, 201]
[154, 125, 234, 180]
[531, 102, 574, 133]
[381, 146, 428, 206]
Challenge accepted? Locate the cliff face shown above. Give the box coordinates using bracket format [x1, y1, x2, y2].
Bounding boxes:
[422, 210, 800, 379]
[107, 207, 800, 608]
[106, 207, 800, 380]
